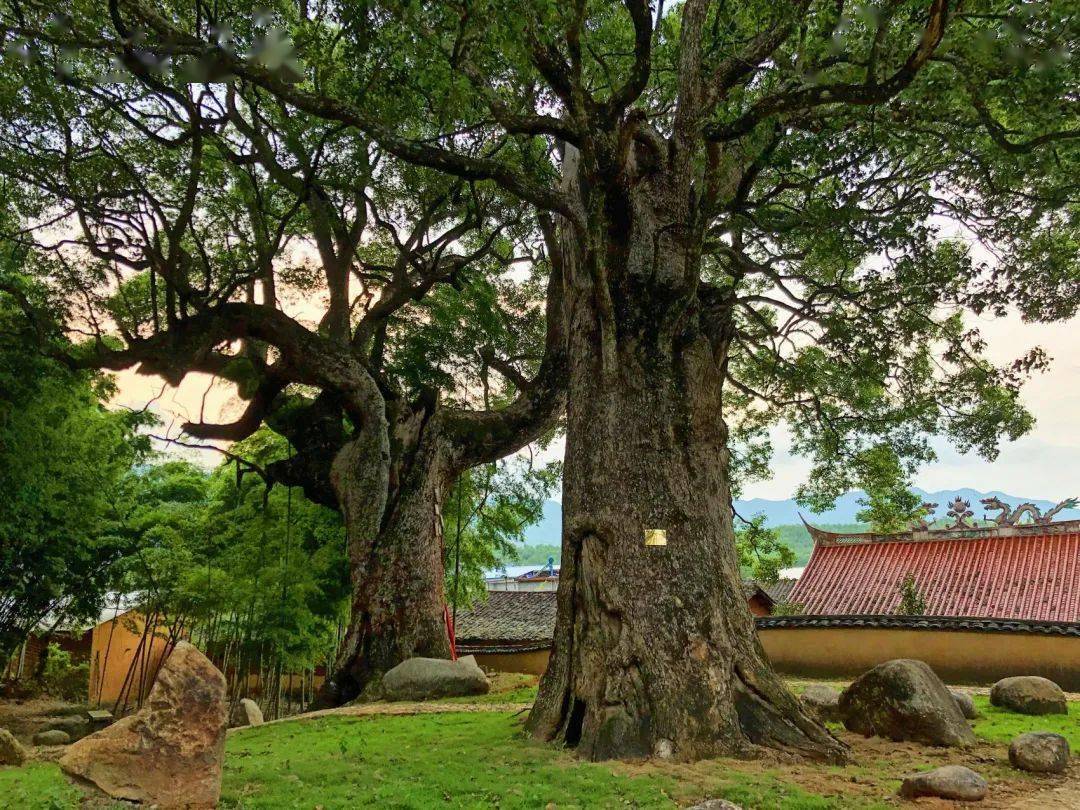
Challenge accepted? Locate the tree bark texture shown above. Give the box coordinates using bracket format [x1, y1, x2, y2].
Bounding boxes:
[316, 402, 454, 705]
[526, 166, 846, 763]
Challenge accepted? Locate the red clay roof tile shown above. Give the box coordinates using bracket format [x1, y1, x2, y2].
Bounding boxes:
[789, 528, 1080, 621]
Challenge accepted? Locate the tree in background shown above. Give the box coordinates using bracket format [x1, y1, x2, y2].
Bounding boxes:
[443, 457, 562, 611]
[734, 515, 797, 585]
[107, 436, 350, 716]
[0, 267, 149, 663]
[896, 573, 928, 616]
[0, 21, 567, 704]
[4, 0, 1077, 761]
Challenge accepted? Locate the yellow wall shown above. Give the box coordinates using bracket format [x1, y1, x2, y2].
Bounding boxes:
[89, 612, 176, 708]
[759, 626, 1080, 690]
[472, 649, 551, 677]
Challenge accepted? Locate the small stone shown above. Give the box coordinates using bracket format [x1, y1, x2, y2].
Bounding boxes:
[951, 690, 979, 720]
[1009, 732, 1070, 774]
[42, 715, 90, 741]
[33, 729, 71, 746]
[899, 765, 988, 802]
[0, 727, 26, 765]
[687, 801, 742, 810]
[990, 676, 1067, 715]
[232, 698, 264, 727]
[652, 738, 674, 759]
[801, 684, 843, 723]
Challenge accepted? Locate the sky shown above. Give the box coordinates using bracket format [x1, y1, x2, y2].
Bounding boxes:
[744, 311, 1080, 502]
[114, 307, 1079, 503]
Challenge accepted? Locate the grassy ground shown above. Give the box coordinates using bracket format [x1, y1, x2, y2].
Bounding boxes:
[2, 679, 1077, 810]
[970, 695, 1080, 748]
[0, 762, 82, 809]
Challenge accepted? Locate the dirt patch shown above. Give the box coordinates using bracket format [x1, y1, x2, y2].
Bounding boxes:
[0, 697, 89, 741]
[786, 678, 1080, 703]
[615, 730, 1078, 808]
[230, 699, 532, 733]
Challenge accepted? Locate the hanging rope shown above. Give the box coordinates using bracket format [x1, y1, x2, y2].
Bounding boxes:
[448, 483, 464, 661]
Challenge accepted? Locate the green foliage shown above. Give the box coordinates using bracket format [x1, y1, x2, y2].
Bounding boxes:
[851, 447, 923, 532]
[38, 644, 89, 702]
[771, 601, 806, 617]
[0, 273, 150, 659]
[443, 458, 560, 608]
[735, 514, 797, 584]
[504, 543, 562, 567]
[111, 433, 349, 676]
[895, 574, 928, 617]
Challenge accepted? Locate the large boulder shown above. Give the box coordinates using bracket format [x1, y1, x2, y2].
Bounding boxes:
[0, 727, 26, 765]
[950, 690, 979, 720]
[59, 642, 227, 808]
[380, 655, 490, 701]
[33, 729, 71, 746]
[838, 659, 975, 747]
[800, 685, 843, 723]
[231, 698, 264, 728]
[1008, 732, 1070, 774]
[990, 676, 1067, 716]
[899, 765, 988, 802]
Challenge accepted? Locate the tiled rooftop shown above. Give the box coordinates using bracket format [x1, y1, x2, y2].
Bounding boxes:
[454, 591, 557, 644]
[790, 524, 1080, 621]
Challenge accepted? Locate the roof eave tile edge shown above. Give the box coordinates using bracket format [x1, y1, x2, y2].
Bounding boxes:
[755, 614, 1080, 637]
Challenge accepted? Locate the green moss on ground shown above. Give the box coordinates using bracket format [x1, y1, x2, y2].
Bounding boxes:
[0, 762, 82, 809]
[3, 692, 1076, 809]
[222, 712, 852, 809]
[0, 712, 876, 809]
[970, 694, 1080, 748]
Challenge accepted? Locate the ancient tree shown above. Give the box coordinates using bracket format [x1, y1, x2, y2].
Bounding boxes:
[0, 31, 567, 702]
[4, 0, 1077, 759]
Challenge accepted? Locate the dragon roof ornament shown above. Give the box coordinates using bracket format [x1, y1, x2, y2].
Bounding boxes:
[800, 495, 1080, 547]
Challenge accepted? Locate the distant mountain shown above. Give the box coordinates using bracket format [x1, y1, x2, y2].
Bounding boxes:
[520, 488, 1080, 544]
[520, 499, 562, 545]
[740, 488, 1080, 527]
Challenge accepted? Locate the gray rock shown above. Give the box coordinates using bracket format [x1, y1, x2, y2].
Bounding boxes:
[1009, 732, 1070, 774]
[687, 801, 742, 810]
[42, 714, 91, 741]
[33, 729, 71, 746]
[231, 698, 264, 727]
[990, 676, 1067, 716]
[839, 659, 975, 747]
[801, 684, 843, 723]
[951, 690, 979, 720]
[380, 655, 490, 701]
[899, 765, 988, 802]
[0, 727, 26, 766]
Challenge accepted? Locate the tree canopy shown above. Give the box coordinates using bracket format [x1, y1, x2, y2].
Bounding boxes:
[0, 0, 1075, 759]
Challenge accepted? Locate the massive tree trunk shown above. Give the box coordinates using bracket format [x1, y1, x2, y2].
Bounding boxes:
[527, 170, 845, 762]
[316, 402, 454, 705]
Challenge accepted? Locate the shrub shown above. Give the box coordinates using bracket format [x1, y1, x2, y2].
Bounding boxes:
[39, 644, 89, 701]
[896, 573, 927, 616]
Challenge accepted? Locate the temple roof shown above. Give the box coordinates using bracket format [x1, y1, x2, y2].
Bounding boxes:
[454, 591, 557, 645]
[790, 517, 1080, 622]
